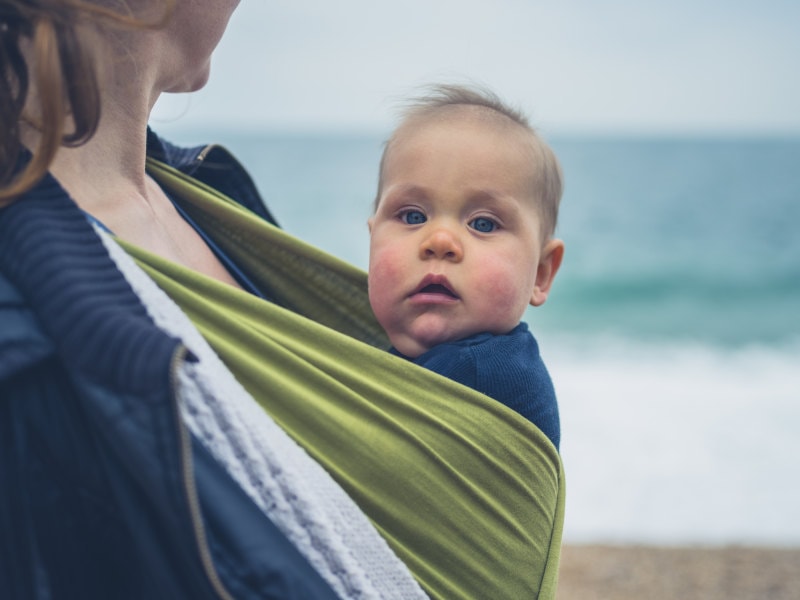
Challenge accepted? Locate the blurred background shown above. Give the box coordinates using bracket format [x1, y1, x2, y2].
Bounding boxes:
[153, 0, 800, 548]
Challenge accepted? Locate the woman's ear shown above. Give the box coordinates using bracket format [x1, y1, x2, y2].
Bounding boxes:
[530, 239, 565, 307]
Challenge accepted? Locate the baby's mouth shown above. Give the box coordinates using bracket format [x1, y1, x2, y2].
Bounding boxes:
[418, 283, 458, 298]
[410, 275, 460, 300]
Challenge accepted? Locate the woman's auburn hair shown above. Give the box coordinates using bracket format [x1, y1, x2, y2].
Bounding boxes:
[0, 0, 174, 206]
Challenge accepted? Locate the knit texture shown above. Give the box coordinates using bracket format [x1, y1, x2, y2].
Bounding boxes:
[0, 172, 178, 394]
[394, 322, 561, 449]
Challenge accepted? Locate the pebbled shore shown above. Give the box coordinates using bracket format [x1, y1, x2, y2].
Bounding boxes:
[556, 544, 800, 600]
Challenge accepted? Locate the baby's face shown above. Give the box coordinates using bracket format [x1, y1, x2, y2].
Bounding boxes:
[368, 118, 551, 357]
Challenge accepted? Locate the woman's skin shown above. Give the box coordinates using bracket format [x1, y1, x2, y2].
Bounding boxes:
[21, 0, 243, 286]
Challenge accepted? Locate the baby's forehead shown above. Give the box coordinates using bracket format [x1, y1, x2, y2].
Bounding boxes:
[398, 104, 528, 138]
[390, 110, 541, 184]
[394, 110, 542, 175]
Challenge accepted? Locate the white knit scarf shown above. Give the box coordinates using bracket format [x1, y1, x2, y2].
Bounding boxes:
[97, 229, 427, 600]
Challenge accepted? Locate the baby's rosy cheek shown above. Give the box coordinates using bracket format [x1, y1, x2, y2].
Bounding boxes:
[476, 267, 524, 311]
[369, 257, 402, 303]
[370, 247, 407, 280]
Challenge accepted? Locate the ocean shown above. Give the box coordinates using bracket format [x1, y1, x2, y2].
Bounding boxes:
[159, 127, 800, 547]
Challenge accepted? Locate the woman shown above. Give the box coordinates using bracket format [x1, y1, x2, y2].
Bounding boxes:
[0, 2, 564, 599]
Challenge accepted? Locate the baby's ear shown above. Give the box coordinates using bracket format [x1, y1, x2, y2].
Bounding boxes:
[367, 216, 374, 234]
[530, 239, 564, 307]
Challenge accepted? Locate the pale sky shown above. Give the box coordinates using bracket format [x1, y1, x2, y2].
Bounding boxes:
[152, 0, 800, 136]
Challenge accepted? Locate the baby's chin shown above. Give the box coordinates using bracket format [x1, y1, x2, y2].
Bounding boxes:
[391, 326, 474, 358]
[392, 317, 522, 357]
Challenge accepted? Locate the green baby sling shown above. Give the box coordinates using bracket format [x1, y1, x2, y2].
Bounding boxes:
[122, 158, 565, 600]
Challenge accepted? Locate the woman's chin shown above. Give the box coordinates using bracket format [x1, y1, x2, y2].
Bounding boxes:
[165, 69, 211, 95]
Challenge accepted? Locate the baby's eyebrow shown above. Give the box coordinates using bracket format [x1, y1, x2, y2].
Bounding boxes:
[381, 183, 430, 204]
[469, 188, 502, 202]
[391, 183, 427, 196]
[467, 188, 520, 209]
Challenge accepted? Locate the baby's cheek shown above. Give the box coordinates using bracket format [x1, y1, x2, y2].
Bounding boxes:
[484, 282, 519, 314]
[369, 244, 407, 286]
[474, 259, 531, 317]
[368, 253, 403, 321]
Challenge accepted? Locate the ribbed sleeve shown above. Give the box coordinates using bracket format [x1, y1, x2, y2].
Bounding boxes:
[0, 174, 179, 394]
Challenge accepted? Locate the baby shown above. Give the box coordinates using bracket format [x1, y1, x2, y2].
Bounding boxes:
[367, 84, 564, 449]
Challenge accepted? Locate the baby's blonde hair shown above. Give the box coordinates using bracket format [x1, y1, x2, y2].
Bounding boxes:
[375, 83, 563, 239]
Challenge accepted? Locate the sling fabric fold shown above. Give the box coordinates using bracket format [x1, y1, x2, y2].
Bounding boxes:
[122, 159, 565, 600]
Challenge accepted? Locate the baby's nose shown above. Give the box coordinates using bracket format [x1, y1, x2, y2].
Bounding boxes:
[419, 228, 464, 261]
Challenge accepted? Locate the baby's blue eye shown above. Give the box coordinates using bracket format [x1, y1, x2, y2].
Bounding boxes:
[469, 217, 496, 233]
[402, 210, 427, 225]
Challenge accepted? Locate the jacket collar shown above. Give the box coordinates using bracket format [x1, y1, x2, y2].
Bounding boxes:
[146, 128, 278, 225]
[0, 149, 180, 393]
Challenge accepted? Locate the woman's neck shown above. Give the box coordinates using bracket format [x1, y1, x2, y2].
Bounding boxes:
[47, 112, 152, 212]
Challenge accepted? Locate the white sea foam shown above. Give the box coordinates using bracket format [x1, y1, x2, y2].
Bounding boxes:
[543, 334, 800, 546]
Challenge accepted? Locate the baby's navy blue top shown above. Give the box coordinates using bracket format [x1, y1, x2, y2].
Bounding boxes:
[392, 322, 560, 450]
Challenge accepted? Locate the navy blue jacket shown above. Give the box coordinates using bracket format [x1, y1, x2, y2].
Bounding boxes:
[393, 322, 560, 449]
[0, 132, 340, 599]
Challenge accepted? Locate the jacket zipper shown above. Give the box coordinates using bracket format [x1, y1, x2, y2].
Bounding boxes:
[196, 144, 216, 163]
[170, 344, 235, 600]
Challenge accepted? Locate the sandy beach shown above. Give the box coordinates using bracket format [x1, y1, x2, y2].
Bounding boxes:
[556, 544, 800, 600]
